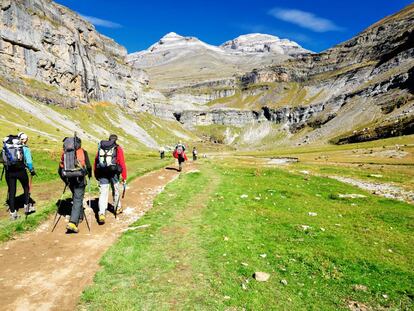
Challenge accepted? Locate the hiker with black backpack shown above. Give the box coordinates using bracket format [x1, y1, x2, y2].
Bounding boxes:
[94, 134, 127, 224]
[173, 142, 188, 172]
[1, 133, 36, 220]
[58, 135, 92, 233]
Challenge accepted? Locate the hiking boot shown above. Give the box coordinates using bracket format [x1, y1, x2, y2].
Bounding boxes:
[98, 214, 106, 224]
[28, 204, 36, 213]
[66, 222, 79, 233]
[116, 206, 123, 215]
[10, 211, 20, 221]
[24, 204, 36, 215]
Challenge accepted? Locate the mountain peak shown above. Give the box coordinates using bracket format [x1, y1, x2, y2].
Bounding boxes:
[160, 32, 184, 40]
[221, 33, 310, 55]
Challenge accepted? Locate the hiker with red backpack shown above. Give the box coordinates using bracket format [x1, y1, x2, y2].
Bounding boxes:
[58, 135, 92, 233]
[173, 142, 188, 172]
[94, 134, 127, 224]
[1, 133, 36, 220]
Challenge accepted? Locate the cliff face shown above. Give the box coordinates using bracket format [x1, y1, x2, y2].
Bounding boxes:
[0, 0, 148, 107]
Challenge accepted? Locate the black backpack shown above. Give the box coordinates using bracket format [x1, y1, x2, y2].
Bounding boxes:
[2, 135, 24, 168]
[96, 140, 119, 173]
[60, 137, 86, 178]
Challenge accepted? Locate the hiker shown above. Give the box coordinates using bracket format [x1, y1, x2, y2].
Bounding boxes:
[159, 146, 165, 159]
[173, 141, 188, 172]
[58, 136, 92, 233]
[192, 146, 198, 161]
[94, 134, 127, 224]
[2, 133, 36, 220]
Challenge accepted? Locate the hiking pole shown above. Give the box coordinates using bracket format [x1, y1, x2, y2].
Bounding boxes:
[0, 166, 4, 182]
[25, 173, 33, 220]
[51, 184, 67, 232]
[114, 182, 124, 219]
[87, 177, 92, 232]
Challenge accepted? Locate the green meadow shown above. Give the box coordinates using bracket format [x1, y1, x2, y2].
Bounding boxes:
[80, 160, 413, 310]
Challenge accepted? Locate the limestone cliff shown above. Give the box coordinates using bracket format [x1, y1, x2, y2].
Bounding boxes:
[0, 0, 148, 107]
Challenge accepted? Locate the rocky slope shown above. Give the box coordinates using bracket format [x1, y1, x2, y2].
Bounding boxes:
[0, 0, 148, 107]
[167, 4, 414, 147]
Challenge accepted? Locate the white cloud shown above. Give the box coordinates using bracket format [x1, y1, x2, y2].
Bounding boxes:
[81, 15, 122, 28]
[268, 8, 343, 32]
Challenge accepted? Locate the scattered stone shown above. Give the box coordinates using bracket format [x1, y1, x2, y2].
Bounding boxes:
[241, 283, 247, 290]
[241, 262, 249, 267]
[240, 194, 248, 199]
[300, 170, 310, 175]
[348, 300, 369, 311]
[300, 225, 311, 231]
[316, 194, 322, 197]
[254, 197, 261, 200]
[308, 212, 317, 216]
[369, 174, 383, 178]
[388, 249, 393, 253]
[253, 272, 270, 282]
[338, 194, 366, 199]
[353, 284, 368, 292]
[122, 224, 151, 232]
[224, 296, 231, 300]
[320, 227, 326, 232]
[259, 254, 267, 258]
[382, 294, 388, 299]
[280, 279, 288, 286]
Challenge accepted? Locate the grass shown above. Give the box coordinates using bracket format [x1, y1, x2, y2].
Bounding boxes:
[79, 161, 414, 310]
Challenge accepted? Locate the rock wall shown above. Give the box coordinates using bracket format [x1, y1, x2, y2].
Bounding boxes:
[0, 0, 148, 106]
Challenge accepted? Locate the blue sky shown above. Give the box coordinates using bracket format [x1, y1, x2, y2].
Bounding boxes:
[55, 0, 413, 53]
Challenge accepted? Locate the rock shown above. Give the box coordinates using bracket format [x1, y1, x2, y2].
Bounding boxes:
[353, 284, 368, 292]
[240, 194, 248, 199]
[308, 212, 318, 216]
[224, 236, 229, 241]
[253, 272, 270, 282]
[338, 194, 367, 199]
[241, 262, 249, 267]
[382, 294, 388, 299]
[300, 225, 311, 231]
[224, 296, 231, 300]
[259, 254, 267, 258]
[320, 227, 326, 232]
[280, 279, 288, 286]
[241, 283, 247, 290]
[348, 300, 369, 311]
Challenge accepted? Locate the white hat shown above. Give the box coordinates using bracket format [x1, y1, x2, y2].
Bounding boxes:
[18, 132, 28, 141]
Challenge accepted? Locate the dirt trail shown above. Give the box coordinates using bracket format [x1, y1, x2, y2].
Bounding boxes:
[0, 163, 194, 311]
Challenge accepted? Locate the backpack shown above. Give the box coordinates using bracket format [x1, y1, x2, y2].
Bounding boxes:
[176, 145, 184, 155]
[96, 140, 119, 173]
[60, 137, 86, 178]
[2, 135, 24, 168]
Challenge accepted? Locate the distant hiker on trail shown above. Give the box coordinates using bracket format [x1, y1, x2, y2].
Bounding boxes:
[58, 136, 92, 233]
[159, 146, 165, 159]
[2, 133, 36, 220]
[173, 142, 188, 172]
[94, 134, 127, 224]
[192, 146, 198, 161]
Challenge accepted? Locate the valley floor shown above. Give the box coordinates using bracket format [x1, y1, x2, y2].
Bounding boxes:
[79, 159, 413, 311]
[0, 137, 413, 310]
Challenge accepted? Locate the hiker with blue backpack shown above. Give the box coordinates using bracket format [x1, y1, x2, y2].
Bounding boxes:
[58, 135, 92, 233]
[94, 134, 127, 224]
[1, 133, 36, 220]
